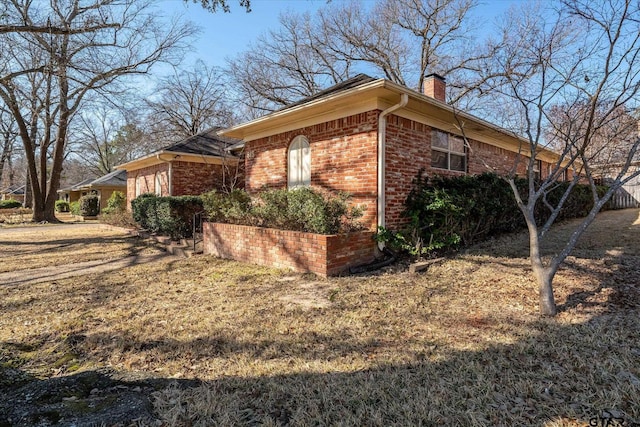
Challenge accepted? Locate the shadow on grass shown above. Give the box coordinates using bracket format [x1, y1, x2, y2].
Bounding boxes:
[1, 210, 639, 425]
[1, 305, 638, 426]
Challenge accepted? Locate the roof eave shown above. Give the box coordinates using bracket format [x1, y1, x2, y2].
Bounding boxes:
[221, 77, 563, 162]
[219, 79, 388, 140]
[116, 150, 240, 172]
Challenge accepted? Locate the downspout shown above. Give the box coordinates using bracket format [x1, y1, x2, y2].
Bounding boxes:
[156, 154, 173, 195]
[377, 93, 408, 250]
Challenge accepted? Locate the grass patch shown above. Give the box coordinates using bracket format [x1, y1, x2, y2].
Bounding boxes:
[0, 225, 164, 273]
[0, 209, 639, 425]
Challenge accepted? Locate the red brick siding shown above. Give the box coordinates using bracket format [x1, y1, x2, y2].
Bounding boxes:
[171, 161, 225, 196]
[126, 163, 170, 207]
[203, 222, 377, 277]
[384, 115, 555, 228]
[126, 161, 239, 208]
[244, 111, 380, 229]
[244, 109, 557, 231]
[384, 116, 431, 228]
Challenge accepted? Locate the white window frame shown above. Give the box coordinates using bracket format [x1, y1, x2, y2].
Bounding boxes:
[135, 175, 141, 197]
[288, 135, 311, 189]
[533, 159, 542, 181]
[154, 172, 162, 196]
[431, 130, 466, 172]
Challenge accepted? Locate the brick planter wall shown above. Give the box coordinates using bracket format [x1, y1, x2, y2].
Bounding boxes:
[203, 222, 378, 277]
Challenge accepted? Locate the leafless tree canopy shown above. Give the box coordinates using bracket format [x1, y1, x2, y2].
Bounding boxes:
[0, 0, 195, 221]
[70, 106, 147, 176]
[226, 0, 489, 116]
[0, 105, 19, 189]
[189, 0, 251, 13]
[146, 61, 235, 142]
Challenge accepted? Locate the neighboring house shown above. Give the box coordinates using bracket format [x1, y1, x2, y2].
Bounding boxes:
[220, 73, 568, 231]
[116, 128, 243, 207]
[57, 170, 127, 211]
[57, 178, 96, 204]
[0, 184, 25, 204]
[85, 170, 128, 211]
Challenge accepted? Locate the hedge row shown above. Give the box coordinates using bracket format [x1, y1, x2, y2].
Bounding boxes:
[0, 199, 22, 209]
[131, 194, 203, 239]
[201, 187, 364, 234]
[380, 172, 607, 256]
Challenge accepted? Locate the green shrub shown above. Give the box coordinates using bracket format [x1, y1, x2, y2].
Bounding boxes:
[131, 193, 157, 229]
[385, 171, 604, 257]
[69, 201, 81, 216]
[131, 194, 203, 239]
[201, 189, 252, 224]
[55, 200, 70, 212]
[0, 199, 22, 209]
[201, 187, 364, 234]
[101, 191, 126, 215]
[79, 194, 100, 217]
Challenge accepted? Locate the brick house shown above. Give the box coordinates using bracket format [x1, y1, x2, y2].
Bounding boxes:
[219, 74, 564, 232]
[200, 74, 568, 276]
[0, 184, 25, 204]
[116, 128, 243, 207]
[57, 171, 127, 212]
[57, 178, 97, 204]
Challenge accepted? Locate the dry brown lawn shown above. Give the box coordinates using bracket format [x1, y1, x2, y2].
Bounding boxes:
[0, 224, 165, 273]
[1, 209, 639, 426]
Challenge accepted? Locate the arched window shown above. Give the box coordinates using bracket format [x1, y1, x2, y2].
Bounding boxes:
[155, 172, 162, 196]
[288, 136, 311, 189]
[135, 175, 142, 197]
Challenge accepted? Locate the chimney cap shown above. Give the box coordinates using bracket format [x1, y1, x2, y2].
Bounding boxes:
[425, 73, 446, 82]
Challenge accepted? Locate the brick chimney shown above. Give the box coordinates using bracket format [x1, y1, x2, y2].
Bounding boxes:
[423, 73, 446, 102]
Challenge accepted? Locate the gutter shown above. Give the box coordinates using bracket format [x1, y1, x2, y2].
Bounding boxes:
[156, 154, 173, 195]
[377, 93, 409, 250]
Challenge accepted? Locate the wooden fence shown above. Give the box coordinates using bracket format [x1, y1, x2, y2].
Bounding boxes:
[608, 182, 640, 210]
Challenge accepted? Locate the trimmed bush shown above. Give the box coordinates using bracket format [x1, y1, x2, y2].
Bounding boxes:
[131, 194, 203, 239]
[55, 200, 70, 212]
[201, 189, 252, 224]
[201, 187, 364, 234]
[0, 199, 22, 209]
[101, 191, 126, 215]
[69, 201, 81, 216]
[79, 194, 100, 217]
[381, 171, 608, 257]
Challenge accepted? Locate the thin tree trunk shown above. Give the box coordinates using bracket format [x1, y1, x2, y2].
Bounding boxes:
[525, 211, 558, 316]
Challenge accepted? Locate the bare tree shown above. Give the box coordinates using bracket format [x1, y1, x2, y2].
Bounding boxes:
[227, 0, 487, 115]
[146, 61, 234, 141]
[474, 0, 640, 316]
[0, 0, 195, 222]
[188, 0, 251, 13]
[227, 10, 355, 115]
[71, 106, 148, 176]
[0, 104, 18, 188]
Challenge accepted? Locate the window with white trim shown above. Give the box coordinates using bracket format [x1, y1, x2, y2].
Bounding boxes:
[154, 172, 162, 196]
[431, 130, 466, 172]
[135, 176, 142, 197]
[288, 135, 311, 188]
[533, 159, 542, 181]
